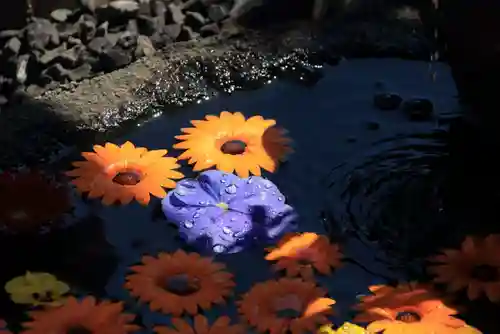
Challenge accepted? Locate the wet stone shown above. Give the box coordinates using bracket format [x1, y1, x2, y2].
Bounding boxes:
[373, 92, 403, 111]
[208, 4, 229, 22]
[167, 3, 186, 24]
[3, 37, 22, 57]
[402, 98, 434, 121]
[25, 18, 60, 50]
[185, 11, 207, 30]
[50, 8, 73, 23]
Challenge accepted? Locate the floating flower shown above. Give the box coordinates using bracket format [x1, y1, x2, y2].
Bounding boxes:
[5, 272, 70, 307]
[162, 170, 297, 254]
[20, 296, 140, 333]
[427, 234, 500, 302]
[318, 322, 367, 333]
[125, 250, 235, 316]
[66, 141, 183, 205]
[154, 315, 244, 334]
[238, 278, 335, 334]
[173, 111, 292, 177]
[0, 171, 70, 233]
[266, 232, 342, 280]
[353, 283, 470, 333]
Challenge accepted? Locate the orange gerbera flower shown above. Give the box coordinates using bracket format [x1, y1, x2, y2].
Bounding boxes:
[20, 296, 140, 334]
[66, 141, 183, 205]
[173, 111, 292, 178]
[427, 234, 500, 302]
[154, 315, 244, 334]
[125, 250, 235, 316]
[265, 232, 343, 280]
[353, 283, 470, 334]
[238, 278, 335, 334]
[0, 171, 70, 233]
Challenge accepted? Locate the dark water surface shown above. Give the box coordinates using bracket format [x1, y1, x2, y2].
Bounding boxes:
[3, 58, 486, 332]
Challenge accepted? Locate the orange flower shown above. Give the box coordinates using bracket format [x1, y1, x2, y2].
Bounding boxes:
[20, 296, 140, 334]
[427, 234, 500, 302]
[353, 283, 470, 334]
[0, 171, 70, 233]
[66, 141, 183, 205]
[238, 278, 335, 334]
[125, 250, 235, 316]
[154, 315, 244, 334]
[173, 111, 292, 178]
[265, 232, 342, 280]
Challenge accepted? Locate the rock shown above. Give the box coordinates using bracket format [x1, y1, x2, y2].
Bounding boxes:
[200, 22, 220, 37]
[208, 4, 229, 22]
[0, 30, 21, 41]
[137, 0, 151, 15]
[0, 94, 7, 106]
[16, 54, 31, 84]
[229, 0, 263, 20]
[96, 0, 140, 23]
[78, 14, 97, 43]
[58, 45, 86, 68]
[185, 11, 207, 30]
[109, 0, 140, 14]
[151, 0, 167, 19]
[163, 23, 182, 40]
[178, 26, 198, 41]
[25, 18, 60, 50]
[50, 8, 73, 22]
[80, 0, 110, 12]
[56, 22, 79, 40]
[68, 63, 92, 81]
[373, 92, 402, 111]
[137, 15, 159, 36]
[99, 46, 132, 71]
[96, 21, 109, 37]
[3, 37, 22, 57]
[135, 35, 155, 58]
[68, 36, 83, 46]
[118, 30, 138, 49]
[87, 36, 115, 54]
[126, 19, 139, 35]
[41, 63, 69, 82]
[39, 44, 68, 65]
[167, 3, 185, 24]
[402, 98, 434, 121]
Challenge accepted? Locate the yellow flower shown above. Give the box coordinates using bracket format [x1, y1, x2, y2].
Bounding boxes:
[318, 323, 367, 333]
[4, 272, 70, 306]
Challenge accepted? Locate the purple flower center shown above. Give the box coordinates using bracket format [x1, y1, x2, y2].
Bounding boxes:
[164, 274, 200, 296]
[221, 140, 247, 155]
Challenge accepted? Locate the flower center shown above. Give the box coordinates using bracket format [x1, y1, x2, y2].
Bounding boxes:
[66, 326, 92, 334]
[471, 265, 499, 282]
[216, 202, 229, 210]
[112, 170, 142, 186]
[221, 140, 247, 155]
[164, 274, 200, 296]
[274, 294, 302, 318]
[32, 291, 53, 302]
[395, 311, 421, 323]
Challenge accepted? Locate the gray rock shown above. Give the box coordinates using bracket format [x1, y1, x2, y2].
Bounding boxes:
[100, 46, 132, 71]
[41, 63, 69, 82]
[118, 30, 138, 49]
[177, 26, 198, 41]
[151, 0, 167, 18]
[167, 3, 185, 24]
[0, 30, 21, 41]
[0, 94, 8, 106]
[229, 0, 263, 20]
[134, 35, 155, 58]
[137, 0, 151, 15]
[39, 44, 68, 65]
[68, 36, 83, 46]
[208, 4, 229, 22]
[109, 0, 140, 14]
[25, 84, 45, 96]
[56, 22, 79, 40]
[80, 0, 110, 12]
[185, 11, 207, 30]
[87, 36, 114, 54]
[68, 63, 92, 81]
[25, 18, 60, 50]
[137, 15, 159, 36]
[162, 23, 182, 40]
[50, 8, 73, 22]
[200, 22, 220, 37]
[3, 37, 22, 56]
[16, 54, 31, 84]
[96, 21, 109, 37]
[58, 45, 86, 68]
[78, 14, 97, 43]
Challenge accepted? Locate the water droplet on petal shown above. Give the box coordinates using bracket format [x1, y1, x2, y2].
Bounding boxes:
[222, 226, 232, 234]
[198, 201, 206, 205]
[247, 177, 253, 184]
[225, 184, 237, 194]
[278, 196, 284, 201]
[264, 181, 273, 189]
[220, 179, 226, 183]
[175, 188, 187, 196]
[213, 244, 227, 253]
[230, 217, 237, 222]
[193, 212, 201, 219]
[222, 173, 228, 178]
[183, 220, 194, 228]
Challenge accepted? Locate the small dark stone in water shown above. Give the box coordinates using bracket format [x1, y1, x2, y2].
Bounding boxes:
[402, 98, 433, 121]
[113, 170, 142, 185]
[221, 140, 247, 155]
[365, 121, 380, 130]
[373, 92, 402, 111]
